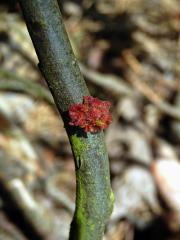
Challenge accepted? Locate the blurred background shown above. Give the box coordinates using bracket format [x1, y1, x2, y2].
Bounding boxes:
[0, 0, 179, 239]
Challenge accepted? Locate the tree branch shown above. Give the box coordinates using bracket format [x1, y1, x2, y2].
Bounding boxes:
[18, 0, 114, 239]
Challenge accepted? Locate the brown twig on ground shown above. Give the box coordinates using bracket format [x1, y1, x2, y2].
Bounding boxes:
[0, 68, 54, 104]
[79, 63, 133, 96]
[123, 50, 180, 120]
[0, 152, 63, 240]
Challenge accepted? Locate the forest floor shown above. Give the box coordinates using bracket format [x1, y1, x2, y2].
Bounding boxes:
[0, 0, 179, 239]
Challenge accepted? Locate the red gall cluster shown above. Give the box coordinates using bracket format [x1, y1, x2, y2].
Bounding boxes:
[69, 96, 112, 133]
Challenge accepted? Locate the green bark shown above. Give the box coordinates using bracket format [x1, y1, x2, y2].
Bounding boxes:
[18, 0, 114, 239]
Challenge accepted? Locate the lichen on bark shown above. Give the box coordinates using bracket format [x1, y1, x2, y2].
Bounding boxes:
[18, 0, 114, 239]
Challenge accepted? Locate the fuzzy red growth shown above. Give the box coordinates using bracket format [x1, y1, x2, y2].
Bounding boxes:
[69, 96, 112, 133]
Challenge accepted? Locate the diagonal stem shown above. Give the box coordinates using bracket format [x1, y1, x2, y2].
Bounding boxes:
[18, 1, 114, 239]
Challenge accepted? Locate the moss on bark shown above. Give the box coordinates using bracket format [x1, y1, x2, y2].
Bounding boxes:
[18, 0, 114, 239]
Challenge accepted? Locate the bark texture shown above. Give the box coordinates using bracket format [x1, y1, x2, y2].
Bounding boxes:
[18, 1, 114, 239]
